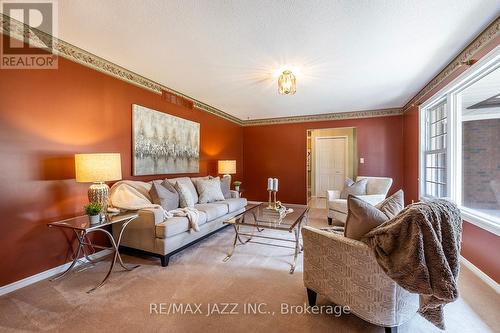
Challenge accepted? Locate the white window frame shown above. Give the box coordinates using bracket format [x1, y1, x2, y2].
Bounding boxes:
[419, 45, 500, 236]
[420, 98, 449, 198]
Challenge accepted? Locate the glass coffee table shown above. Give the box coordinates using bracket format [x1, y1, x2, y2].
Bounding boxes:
[223, 202, 309, 274]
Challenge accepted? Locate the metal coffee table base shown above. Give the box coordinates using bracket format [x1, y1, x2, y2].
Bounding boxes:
[223, 215, 304, 274]
[50, 217, 139, 293]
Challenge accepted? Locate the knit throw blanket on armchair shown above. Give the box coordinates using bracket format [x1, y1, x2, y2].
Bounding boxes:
[363, 199, 462, 329]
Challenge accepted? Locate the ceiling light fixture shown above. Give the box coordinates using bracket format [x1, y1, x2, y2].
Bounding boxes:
[278, 70, 296, 95]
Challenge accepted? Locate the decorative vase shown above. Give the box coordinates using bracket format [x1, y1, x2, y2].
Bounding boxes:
[89, 214, 100, 225]
[234, 185, 240, 192]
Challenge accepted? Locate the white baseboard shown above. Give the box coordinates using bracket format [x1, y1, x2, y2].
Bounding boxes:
[461, 256, 500, 294]
[0, 249, 113, 297]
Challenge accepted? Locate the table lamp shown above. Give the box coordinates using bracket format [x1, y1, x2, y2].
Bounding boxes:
[75, 153, 122, 210]
[218, 160, 236, 180]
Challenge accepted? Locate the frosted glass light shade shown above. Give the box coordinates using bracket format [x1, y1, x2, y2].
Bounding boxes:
[218, 160, 236, 175]
[75, 153, 122, 183]
[278, 70, 296, 95]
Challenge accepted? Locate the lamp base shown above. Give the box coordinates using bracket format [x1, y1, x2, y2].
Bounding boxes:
[222, 174, 232, 188]
[88, 182, 109, 212]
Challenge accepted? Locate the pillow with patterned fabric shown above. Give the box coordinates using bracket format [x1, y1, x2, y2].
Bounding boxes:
[191, 176, 210, 192]
[376, 190, 405, 219]
[340, 178, 368, 199]
[168, 177, 198, 204]
[205, 175, 231, 199]
[195, 178, 225, 204]
[174, 181, 195, 208]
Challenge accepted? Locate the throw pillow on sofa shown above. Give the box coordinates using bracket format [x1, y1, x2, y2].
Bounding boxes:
[191, 176, 210, 189]
[344, 190, 405, 240]
[174, 181, 195, 208]
[149, 180, 179, 211]
[207, 175, 231, 199]
[219, 176, 231, 199]
[340, 178, 368, 199]
[196, 178, 225, 204]
[168, 177, 199, 204]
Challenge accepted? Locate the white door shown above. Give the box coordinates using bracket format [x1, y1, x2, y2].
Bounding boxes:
[316, 137, 346, 197]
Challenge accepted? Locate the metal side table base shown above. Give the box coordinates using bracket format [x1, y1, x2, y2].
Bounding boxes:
[48, 213, 139, 293]
[85, 227, 140, 293]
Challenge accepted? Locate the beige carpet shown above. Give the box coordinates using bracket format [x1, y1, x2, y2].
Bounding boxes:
[0, 208, 498, 333]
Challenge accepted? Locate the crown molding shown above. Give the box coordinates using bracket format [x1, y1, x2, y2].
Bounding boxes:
[0, 13, 244, 125]
[243, 108, 403, 126]
[402, 16, 500, 113]
[0, 13, 404, 126]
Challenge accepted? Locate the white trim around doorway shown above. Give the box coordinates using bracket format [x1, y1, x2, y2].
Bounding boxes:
[314, 135, 349, 197]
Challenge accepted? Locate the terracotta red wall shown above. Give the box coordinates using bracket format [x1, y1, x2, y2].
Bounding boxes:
[402, 35, 500, 283]
[402, 107, 419, 204]
[243, 116, 404, 204]
[2, 26, 499, 288]
[0, 34, 243, 287]
[461, 222, 500, 282]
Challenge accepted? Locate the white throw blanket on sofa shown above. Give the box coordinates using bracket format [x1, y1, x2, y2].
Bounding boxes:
[165, 207, 200, 232]
[110, 181, 200, 232]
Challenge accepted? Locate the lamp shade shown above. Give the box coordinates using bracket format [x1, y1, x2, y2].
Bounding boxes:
[75, 153, 122, 183]
[218, 160, 236, 175]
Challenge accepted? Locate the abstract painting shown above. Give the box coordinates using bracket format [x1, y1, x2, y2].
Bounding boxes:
[132, 104, 200, 175]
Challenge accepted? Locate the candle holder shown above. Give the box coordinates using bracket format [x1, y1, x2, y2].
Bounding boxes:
[266, 177, 279, 210]
[268, 190, 273, 208]
[266, 190, 279, 210]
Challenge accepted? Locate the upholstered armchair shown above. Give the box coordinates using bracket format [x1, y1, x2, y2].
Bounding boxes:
[327, 176, 393, 225]
[301, 226, 418, 332]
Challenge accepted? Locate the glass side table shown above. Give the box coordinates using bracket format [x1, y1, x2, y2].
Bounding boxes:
[47, 212, 139, 293]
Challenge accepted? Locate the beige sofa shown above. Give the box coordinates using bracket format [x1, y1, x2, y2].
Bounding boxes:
[302, 226, 418, 332]
[327, 176, 393, 225]
[111, 177, 247, 266]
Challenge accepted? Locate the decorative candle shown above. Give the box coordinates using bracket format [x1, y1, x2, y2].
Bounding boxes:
[273, 178, 278, 192]
[267, 178, 273, 191]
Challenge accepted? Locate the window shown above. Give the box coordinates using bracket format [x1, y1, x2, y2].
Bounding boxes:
[423, 100, 448, 198]
[460, 69, 500, 221]
[420, 46, 500, 234]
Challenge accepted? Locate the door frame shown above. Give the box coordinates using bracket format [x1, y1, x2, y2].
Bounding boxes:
[314, 135, 349, 197]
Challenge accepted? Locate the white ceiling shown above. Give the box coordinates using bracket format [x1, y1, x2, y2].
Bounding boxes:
[55, 0, 499, 120]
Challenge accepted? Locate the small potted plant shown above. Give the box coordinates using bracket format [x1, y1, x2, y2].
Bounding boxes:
[84, 202, 102, 225]
[233, 181, 242, 192]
